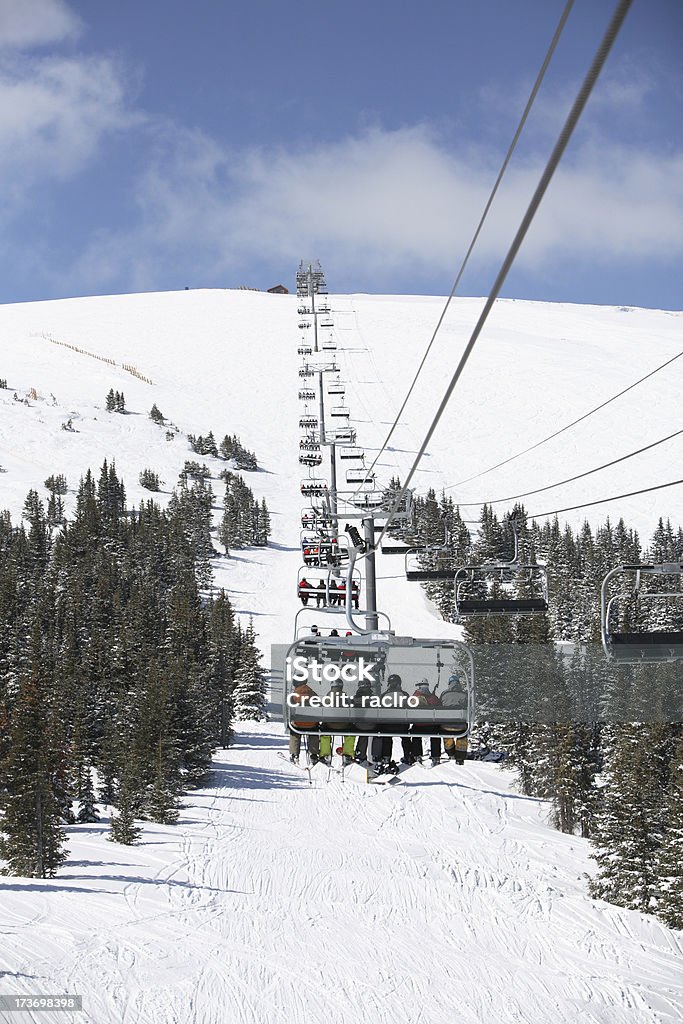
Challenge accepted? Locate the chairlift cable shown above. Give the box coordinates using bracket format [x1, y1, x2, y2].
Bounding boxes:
[374, 0, 633, 552]
[446, 347, 683, 490]
[453, 427, 683, 507]
[354, 0, 576, 502]
[526, 476, 683, 520]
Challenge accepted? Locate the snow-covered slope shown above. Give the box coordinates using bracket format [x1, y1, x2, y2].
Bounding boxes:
[3, 725, 682, 1024]
[0, 288, 681, 646]
[1, 288, 682, 1023]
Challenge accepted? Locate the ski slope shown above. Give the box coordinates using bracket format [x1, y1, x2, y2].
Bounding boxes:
[2, 724, 682, 1024]
[0, 288, 682, 1022]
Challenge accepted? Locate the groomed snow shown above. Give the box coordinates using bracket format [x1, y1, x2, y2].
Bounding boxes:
[0, 288, 681, 1023]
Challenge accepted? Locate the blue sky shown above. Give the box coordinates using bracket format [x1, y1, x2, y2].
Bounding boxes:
[0, 0, 681, 308]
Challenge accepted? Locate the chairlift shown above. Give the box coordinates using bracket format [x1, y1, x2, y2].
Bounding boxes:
[298, 346, 313, 356]
[299, 321, 311, 329]
[453, 521, 549, 618]
[297, 306, 311, 315]
[283, 634, 474, 739]
[300, 478, 328, 497]
[322, 340, 337, 351]
[330, 405, 350, 419]
[299, 415, 319, 429]
[601, 563, 683, 663]
[340, 446, 364, 461]
[297, 565, 362, 610]
[346, 468, 375, 486]
[340, 489, 386, 511]
[301, 535, 350, 568]
[328, 382, 346, 396]
[299, 389, 316, 401]
[299, 367, 315, 378]
[300, 438, 321, 452]
[301, 507, 335, 530]
[299, 452, 323, 467]
[454, 564, 549, 617]
[327, 426, 356, 444]
[320, 319, 334, 328]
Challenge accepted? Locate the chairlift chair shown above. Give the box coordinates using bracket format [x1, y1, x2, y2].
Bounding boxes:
[298, 389, 316, 401]
[299, 415, 319, 429]
[340, 446, 364, 461]
[328, 382, 346, 396]
[601, 563, 683, 663]
[301, 507, 335, 530]
[300, 478, 328, 497]
[299, 367, 315, 378]
[454, 563, 549, 617]
[300, 535, 350, 568]
[298, 321, 311, 329]
[297, 306, 311, 315]
[298, 346, 313, 356]
[296, 565, 362, 610]
[322, 339, 337, 351]
[299, 452, 323, 467]
[346, 468, 375, 486]
[328, 426, 356, 444]
[330, 405, 350, 419]
[283, 634, 475, 740]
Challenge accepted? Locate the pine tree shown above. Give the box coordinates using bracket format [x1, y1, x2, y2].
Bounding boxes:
[108, 770, 142, 845]
[232, 620, 267, 721]
[76, 766, 100, 824]
[106, 388, 116, 412]
[588, 724, 669, 912]
[0, 663, 68, 878]
[149, 403, 165, 424]
[655, 736, 683, 929]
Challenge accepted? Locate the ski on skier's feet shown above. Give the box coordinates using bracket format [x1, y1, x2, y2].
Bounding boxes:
[277, 751, 313, 783]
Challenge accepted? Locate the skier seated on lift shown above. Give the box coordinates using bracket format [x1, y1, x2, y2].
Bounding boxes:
[318, 679, 351, 765]
[298, 578, 312, 605]
[328, 578, 340, 606]
[441, 674, 468, 763]
[289, 681, 321, 764]
[351, 580, 360, 610]
[350, 681, 374, 765]
[315, 578, 327, 607]
[409, 680, 443, 767]
[372, 673, 410, 767]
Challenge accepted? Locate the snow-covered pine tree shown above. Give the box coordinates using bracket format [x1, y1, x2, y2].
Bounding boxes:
[232, 620, 267, 722]
[0, 661, 68, 877]
[76, 766, 100, 824]
[588, 723, 671, 912]
[109, 768, 142, 845]
[655, 735, 683, 929]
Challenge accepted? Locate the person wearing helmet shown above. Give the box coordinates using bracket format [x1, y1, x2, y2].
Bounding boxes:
[320, 679, 351, 764]
[442, 674, 468, 763]
[410, 679, 443, 766]
[371, 672, 410, 767]
[289, 681, 321, 764]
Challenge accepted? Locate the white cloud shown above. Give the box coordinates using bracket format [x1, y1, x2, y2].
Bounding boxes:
[0, 52, 142, 220]
[68, 121, 683, 293]
[0, 0, 81, 49]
